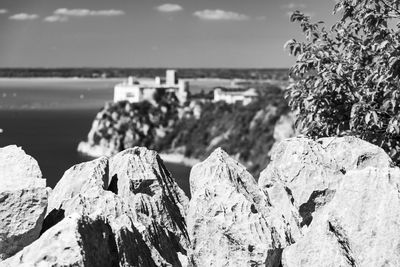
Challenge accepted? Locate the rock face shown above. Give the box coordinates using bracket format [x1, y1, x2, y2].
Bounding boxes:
[2, 136, 400, 266]
[1, 214, 118, 267]
[43, 147, 189, 266]
[0, 145, 48, 260]
[187, 148, 301, 266]
[282, 167, 400, 267]
[259, 136, 399, 266]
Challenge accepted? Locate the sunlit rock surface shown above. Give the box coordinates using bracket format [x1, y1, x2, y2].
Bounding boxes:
[260, 136, 399, 266]
[0, 145, 48, 260]
[282, 167, 400, 267]
[187, 148, 300, 266]
[1, 214, 118, 267]
[2, 136, 400, 266]
[45, 147, 189, 266]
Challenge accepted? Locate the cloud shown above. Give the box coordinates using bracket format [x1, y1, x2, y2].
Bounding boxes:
[281, 3, 306, 10]
[156, 3, 183, 13]
[44, 15, 68, 22]
[43, 8, 125, 22]
[9, 13, 39, 20]
[54, 8, 125, 17]
[0, 9, 8, 14]
[193, 9, 249, 21]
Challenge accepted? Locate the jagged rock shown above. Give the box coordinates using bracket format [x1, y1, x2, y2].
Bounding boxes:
[260, 137, 341, 207]
[187, 148, 300, 266]
[109, 148, 190, 251]
[1, 214, 119, 267]
[0, 145, 48, 260]
[282, 167, 400, 267]
[318, 136, 393, 171]
[0, 145, 45, 191]
[45, 147, 189, 266]
[259, 137, 393, 219]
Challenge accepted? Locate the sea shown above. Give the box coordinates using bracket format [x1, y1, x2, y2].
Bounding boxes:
[0, 78, 193, 196]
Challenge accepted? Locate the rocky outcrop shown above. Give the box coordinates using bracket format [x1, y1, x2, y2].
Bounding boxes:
[44, 147, 189, 266]
[1, 214, 118, 267]
[3, 135, 400, 266]
[259, 136, 398, 266]
[0, 145, 48, 260]
[282, 167, 400, 266]
[187, 148, 301, 266]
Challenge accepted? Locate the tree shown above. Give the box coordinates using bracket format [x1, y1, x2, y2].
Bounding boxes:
[285, 0, 400, 163]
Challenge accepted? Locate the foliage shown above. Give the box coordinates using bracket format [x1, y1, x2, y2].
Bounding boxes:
[160, 85, 289, 176]
[285, 0, 400, 163]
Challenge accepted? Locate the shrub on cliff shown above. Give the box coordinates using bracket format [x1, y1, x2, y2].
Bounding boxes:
[285, 0, 400, 164]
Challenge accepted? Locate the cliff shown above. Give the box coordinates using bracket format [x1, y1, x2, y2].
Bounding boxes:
[78, 85, 293, 176]
[2, 136, 400, 266]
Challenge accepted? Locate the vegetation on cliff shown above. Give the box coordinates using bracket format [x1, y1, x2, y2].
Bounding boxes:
[158, 85, 289, 175]
[285, 0, 400, 164]
[81, 84, 290, 177]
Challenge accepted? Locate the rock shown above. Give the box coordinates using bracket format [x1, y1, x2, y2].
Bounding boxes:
[260, 137, 341, 207]
[109, 148, 190, 260]
[0, 145, 48, 260]
[282, 167, 400, 267]
[1, 214, 119, 267]
[0, 145, 45, 191]
[318, 136, 393, 171]
[187, 148, 300, 266]
[46, 147, 189, 266]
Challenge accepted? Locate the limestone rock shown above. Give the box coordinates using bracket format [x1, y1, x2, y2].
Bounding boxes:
[187, 148, 300, 266]
[318, 136, 393, 171]
[260, 137, 341, 207]
[109, 148, 190, 251]
[0, 145, 45, 191]
[282, 167, 400, 267]
[0, 145, 48, 260]
[1, 214, 119, 267]
[46, 147, 189, 266]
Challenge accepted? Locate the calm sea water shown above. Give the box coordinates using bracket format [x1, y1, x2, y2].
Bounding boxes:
[0, 79, 192, 196]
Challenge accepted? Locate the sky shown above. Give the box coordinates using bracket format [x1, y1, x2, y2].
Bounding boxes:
[0, 0, 338, 68]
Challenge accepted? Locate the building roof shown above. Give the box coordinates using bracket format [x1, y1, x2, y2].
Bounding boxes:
[214, 87, 258, 96]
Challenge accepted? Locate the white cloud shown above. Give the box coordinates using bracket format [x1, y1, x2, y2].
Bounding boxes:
[156, 3, 183, 13]
[9, 13, 39, 21]
[281, 3, 306, 10]
[44, 15, 68, 22]
[43, 8, 125, 22]
[54, 8, 124, 17]
[0, 9, 8, 14]
[193, 9, 249, 21]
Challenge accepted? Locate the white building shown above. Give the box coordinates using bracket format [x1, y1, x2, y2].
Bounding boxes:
[113, 70, 189, 104]
[213, 87, 259, 106]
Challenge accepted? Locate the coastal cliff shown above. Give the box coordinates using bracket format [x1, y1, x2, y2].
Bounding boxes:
[78, 85, 293, 176]
[2, 136, 400, 266]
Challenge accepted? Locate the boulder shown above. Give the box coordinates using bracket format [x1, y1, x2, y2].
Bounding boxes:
[0, 145, 48, 260]
[109, 148, 190, 252]
[1, 214, 119, 267]
[318, 136, 393, 171]
[187, 148, 300, 266]
[260, 137, 341, 208]
[45, 147, 189, 266]
[282, 167, 400, 267]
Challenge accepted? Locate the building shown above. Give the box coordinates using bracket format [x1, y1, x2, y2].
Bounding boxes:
[213, 87, 259, 106]
[113, 70, 189, 104]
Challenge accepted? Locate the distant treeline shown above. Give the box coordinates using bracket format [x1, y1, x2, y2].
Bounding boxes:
[0, 68, 289, 80]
